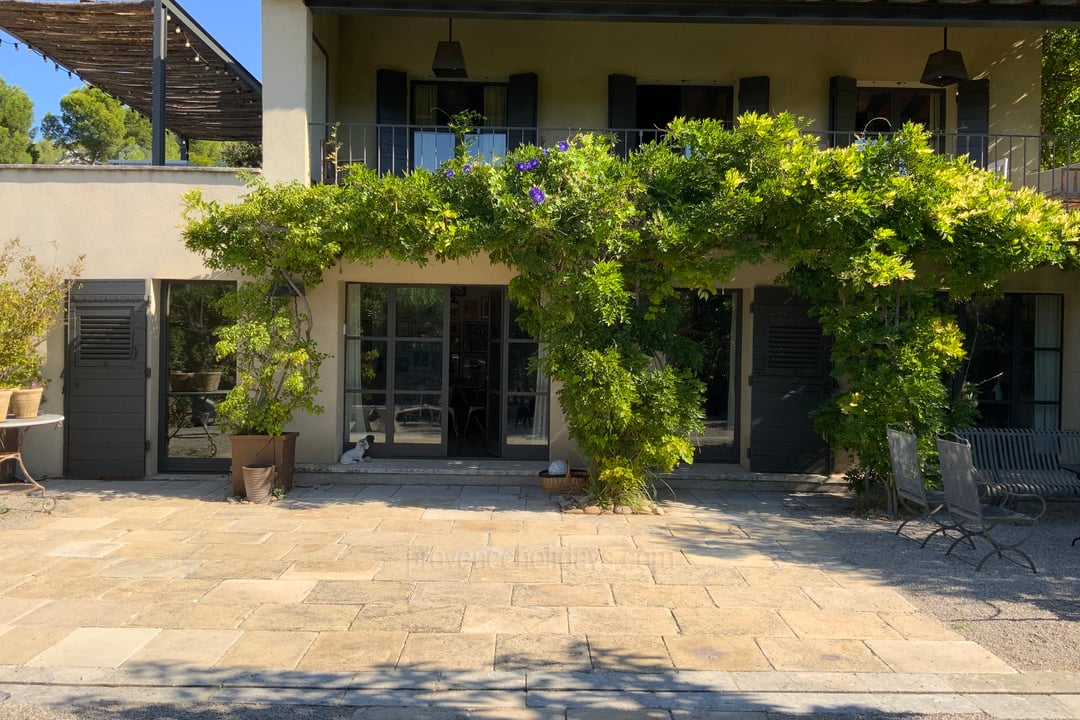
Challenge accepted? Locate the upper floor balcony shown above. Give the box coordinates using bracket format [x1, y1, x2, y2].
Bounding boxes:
[311, 122, 1080, 210]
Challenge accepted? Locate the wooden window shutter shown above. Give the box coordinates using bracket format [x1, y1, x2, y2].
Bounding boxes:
[957, 78, 990, 169]
[507, 72, 538, 150]
[608, 74, 638, 157]
[376, 69, 408, 175]
[738, 76, 770, 118]
[829, 75, 857, 148]
[76, 312, 134, 364]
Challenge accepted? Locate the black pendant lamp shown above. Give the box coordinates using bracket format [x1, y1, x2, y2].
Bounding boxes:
[432, 18, 467, 78]
[921, 28, 968, 87]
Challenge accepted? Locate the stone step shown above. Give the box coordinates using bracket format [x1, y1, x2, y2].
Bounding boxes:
[294, 460, 850, 493]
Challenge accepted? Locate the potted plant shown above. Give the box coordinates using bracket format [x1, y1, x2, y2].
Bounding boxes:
[183, 183, 334, 500]
[0, 238, 84, 420]
[210, 277, 326, 499]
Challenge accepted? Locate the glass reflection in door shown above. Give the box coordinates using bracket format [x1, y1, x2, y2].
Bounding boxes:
[679, 289, 739, 462]
[161, 281, 235, 471]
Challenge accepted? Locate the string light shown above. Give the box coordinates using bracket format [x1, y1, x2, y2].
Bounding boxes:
[0, 34, 82, 84]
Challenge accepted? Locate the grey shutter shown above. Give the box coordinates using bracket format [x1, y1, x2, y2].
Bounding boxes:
[829, 75, 857, 148]
[738, 76, 770, 118]
[957, 78, 990, 169]
[608, 73, 638, 157]
[749, 286, 832, 474]
[65, 280, 148, 478]
[507, 72, 538, 150]
[377, 69, 408, 175]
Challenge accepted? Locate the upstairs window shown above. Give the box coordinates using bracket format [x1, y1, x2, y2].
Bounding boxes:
[411, 82, 508, 171]
[856, 86, 945, 134]
[956, 294, 1063, 429]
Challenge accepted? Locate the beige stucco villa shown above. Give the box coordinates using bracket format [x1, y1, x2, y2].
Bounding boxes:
[2, 0, 1080, 482]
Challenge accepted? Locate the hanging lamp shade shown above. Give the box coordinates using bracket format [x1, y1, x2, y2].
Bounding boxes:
[432, 18, 467, 78]
[921, 28, 968, 87]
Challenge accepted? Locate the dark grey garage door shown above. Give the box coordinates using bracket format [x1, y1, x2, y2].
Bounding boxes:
[65, 280, 148, 478]
[749, 286, 833, 474]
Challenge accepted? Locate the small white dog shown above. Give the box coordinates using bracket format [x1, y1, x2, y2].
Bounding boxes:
[340, 434, 375, 464]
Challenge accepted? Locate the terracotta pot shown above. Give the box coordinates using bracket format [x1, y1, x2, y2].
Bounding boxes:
[229, 432, 298, 498]
[11, 387, 44, 419]
[0, 388, 12, 421]
[242, 464, 275, 504]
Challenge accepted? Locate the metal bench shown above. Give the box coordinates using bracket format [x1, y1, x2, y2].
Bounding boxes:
[953, 428, 1080, 500]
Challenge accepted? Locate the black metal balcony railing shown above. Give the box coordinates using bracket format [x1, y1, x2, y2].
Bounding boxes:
[311, 123, 1080, 208]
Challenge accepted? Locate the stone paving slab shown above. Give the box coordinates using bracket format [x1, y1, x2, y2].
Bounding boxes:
[2, 480, 1080, 717]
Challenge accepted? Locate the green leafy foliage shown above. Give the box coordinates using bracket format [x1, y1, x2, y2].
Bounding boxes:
[772, 124, 1076, 506]
[210, 283, 326, 436]
[41, 87, 129, 164]
[184, 183, 330, 436]
[37, 85, 218, 165]
[0, 238, 84, 388]
[1043, 29, 1080, 141]
[0, 76, 34, 164]
[181, 115, 1079, 509]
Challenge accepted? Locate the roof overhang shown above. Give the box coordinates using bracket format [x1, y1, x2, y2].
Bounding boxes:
[306, 0, 1080, 26]
[0, 0, 261, 142]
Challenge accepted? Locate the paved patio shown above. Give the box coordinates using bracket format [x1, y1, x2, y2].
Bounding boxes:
[1, 478, 1078, 718]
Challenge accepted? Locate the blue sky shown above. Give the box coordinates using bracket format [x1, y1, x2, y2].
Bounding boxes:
[0, 0, 261, 129]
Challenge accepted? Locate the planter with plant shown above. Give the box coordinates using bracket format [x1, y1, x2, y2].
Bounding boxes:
[0, 238, 84, 419]
[208, 279, 325, 496]
[183, 184, 334, 499]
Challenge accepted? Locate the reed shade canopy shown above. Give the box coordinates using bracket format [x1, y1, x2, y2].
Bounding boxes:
[0, 0, 261, 142]
[921, 27, 969, 87]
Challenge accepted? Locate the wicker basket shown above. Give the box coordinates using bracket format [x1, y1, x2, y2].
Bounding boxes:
[538, 469, 588, 494]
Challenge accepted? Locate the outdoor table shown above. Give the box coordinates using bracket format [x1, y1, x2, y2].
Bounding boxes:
[168, 390, 228, 456]
[0, 413, 64, 496]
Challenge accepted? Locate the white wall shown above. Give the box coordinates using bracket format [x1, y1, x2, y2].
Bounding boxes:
[263, 0, 313, 183]
[318, 18, 1040, 136]
[1, 166, 248, 479]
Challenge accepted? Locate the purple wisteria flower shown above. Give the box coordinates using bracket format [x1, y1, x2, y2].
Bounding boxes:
[462, 164, 471, 174]
[528, 186, 546, 205]
[516, 161, 528, 172]
[526, 158, 541, 170]
[557, 140, 570, 152]
[445, 169, 455, 178]
[542, 148, 549, 156]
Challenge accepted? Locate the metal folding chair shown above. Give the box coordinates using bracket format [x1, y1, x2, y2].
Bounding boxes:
[936, 433, 1045, 573]
[887, 427, 961, 547]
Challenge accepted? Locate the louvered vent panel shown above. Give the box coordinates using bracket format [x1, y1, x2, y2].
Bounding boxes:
[766, 326, 820, 371]
[78, 314, 132, 361]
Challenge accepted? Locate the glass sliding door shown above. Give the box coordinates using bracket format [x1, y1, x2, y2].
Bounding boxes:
[344, 285, 449, 457]
[392, 287, 447, 454]
[160, 281, 235, 472]
[484, 288, 504, 457]
[956, 294, 1063, 429]
[344, 283, 549, 459]
[503, 297, 549, 459]
[345, 284, 389, 452]
[679, 289, 740, 462]
[448, 286, 494, 458]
